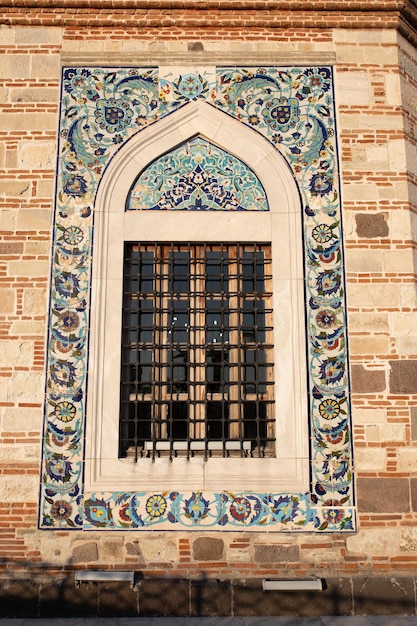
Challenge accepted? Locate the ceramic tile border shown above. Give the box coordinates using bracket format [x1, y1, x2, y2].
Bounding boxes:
[39, 65, 354, 532]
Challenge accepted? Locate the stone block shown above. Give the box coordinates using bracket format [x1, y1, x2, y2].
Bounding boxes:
[0, 289, 15, 314]
[391, 313, 417, 337]
[192, 537, 224, 561]
[355, 213, 389, 238]
[72, 542, 99, 563]
[349, 335, 390, 356]
[1, 405, 41, 435]
[16, 208, 51, 230]
[11, 87, 59, 103]
[0, 209, 16, 231]
[0, 54, 30, 79]
[301, 548, 341, 563]
[8, 259, 49, 278]
[401, 284, 417, 310]
[37, 179, 55, 198]
[336, 45, 366, 64]
[400, 527, 417, 552]
[397, 448, 417, 473]
[397, 337, 417, 356]
[365, 144, 389, 165]
[352, 407, 385, 424]
[354, 447, 385, 472]
[366, 423, 405, 444]
[100, 538, 125, 561]
[346, 528, 398, 556]
[139, 535, 177, 563]
[350, 364, 386, 394]
[0, 112, 56, 132]
[342, 183, 379, 202]
[356, 477, 410, 513]
[23, 287, 47, 315]
[341, 112, 403, 131]
[15, 26, 62, 45]
[345, 248, 383, 272]
[0, 180, 31, 197]
[19, 140, 56, 169]
[347, 283, 400, 309]
[0, 26, 15, 45]
[0, 474, 38, 503]
[11, 320, 46, 336]
[40, 535, 74, 564]
[125, 540, 143, 559]
[348, 313, 389, 333]
[383, 249, 416, 273]
[0, 242, 23, 255]
[0, 340, 33, 367]
[389, 359, 417, 394]
[0, 443, 37, 462]
[31, 55, 61, 80]
[336, 72, 370, 105]
[8, 371, 45, 402]
[388, 138, 407, 171]
[352, 577, 414, 616]
[24, 240, 51, 255]
[254, 543, 299, 563]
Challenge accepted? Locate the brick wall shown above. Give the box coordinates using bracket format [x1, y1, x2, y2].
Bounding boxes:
[1, 0, 417, 617]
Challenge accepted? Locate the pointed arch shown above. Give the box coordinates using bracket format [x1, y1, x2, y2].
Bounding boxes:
[95, 100, 300, 217]
[87, 99, 308, 498]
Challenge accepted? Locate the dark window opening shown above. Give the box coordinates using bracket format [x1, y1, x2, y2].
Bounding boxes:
[120, 242, 275, 460]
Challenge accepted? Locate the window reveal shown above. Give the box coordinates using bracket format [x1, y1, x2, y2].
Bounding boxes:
[119, 243, 275, 460]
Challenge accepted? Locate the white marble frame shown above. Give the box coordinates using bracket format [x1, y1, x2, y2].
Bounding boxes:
[85, 100, 309, 494]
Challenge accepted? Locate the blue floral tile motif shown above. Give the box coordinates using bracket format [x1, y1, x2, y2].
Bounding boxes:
[84, 491, 314, 530]
[127, 136, 269, 211]
[40, 65, 354, 532]
[159, 67, 216, 104]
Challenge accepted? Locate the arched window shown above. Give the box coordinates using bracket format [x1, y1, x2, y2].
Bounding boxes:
[120, 137, 274, 460]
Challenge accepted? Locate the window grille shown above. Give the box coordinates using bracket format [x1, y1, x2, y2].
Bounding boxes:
[119, 242, 275, 460]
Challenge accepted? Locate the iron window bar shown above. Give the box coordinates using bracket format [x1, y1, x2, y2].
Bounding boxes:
[119, 242, 275, 461]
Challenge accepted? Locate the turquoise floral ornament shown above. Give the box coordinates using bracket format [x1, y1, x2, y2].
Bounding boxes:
[128, 137, 268, 212]
[51, 401, 77, 423]
[184, 492, 210, 524]
[40, 65, 354, 532]
[261, 96, 300, 132]
[146, 494, 168, 518]
[175, 73, 208, 100]
[62, 225, 84, 246]
[94, 97, 134, 133]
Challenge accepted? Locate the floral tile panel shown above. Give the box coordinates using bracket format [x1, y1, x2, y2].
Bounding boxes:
[40, 65, 354, 532]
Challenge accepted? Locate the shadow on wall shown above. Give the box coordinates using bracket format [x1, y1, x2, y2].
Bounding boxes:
[0, 564, 416, 617]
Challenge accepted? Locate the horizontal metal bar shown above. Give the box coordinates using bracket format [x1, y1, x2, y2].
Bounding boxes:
[262, 579, 324, 592]
[145, 440, 251, 451]
[75, 571, 135, 588]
